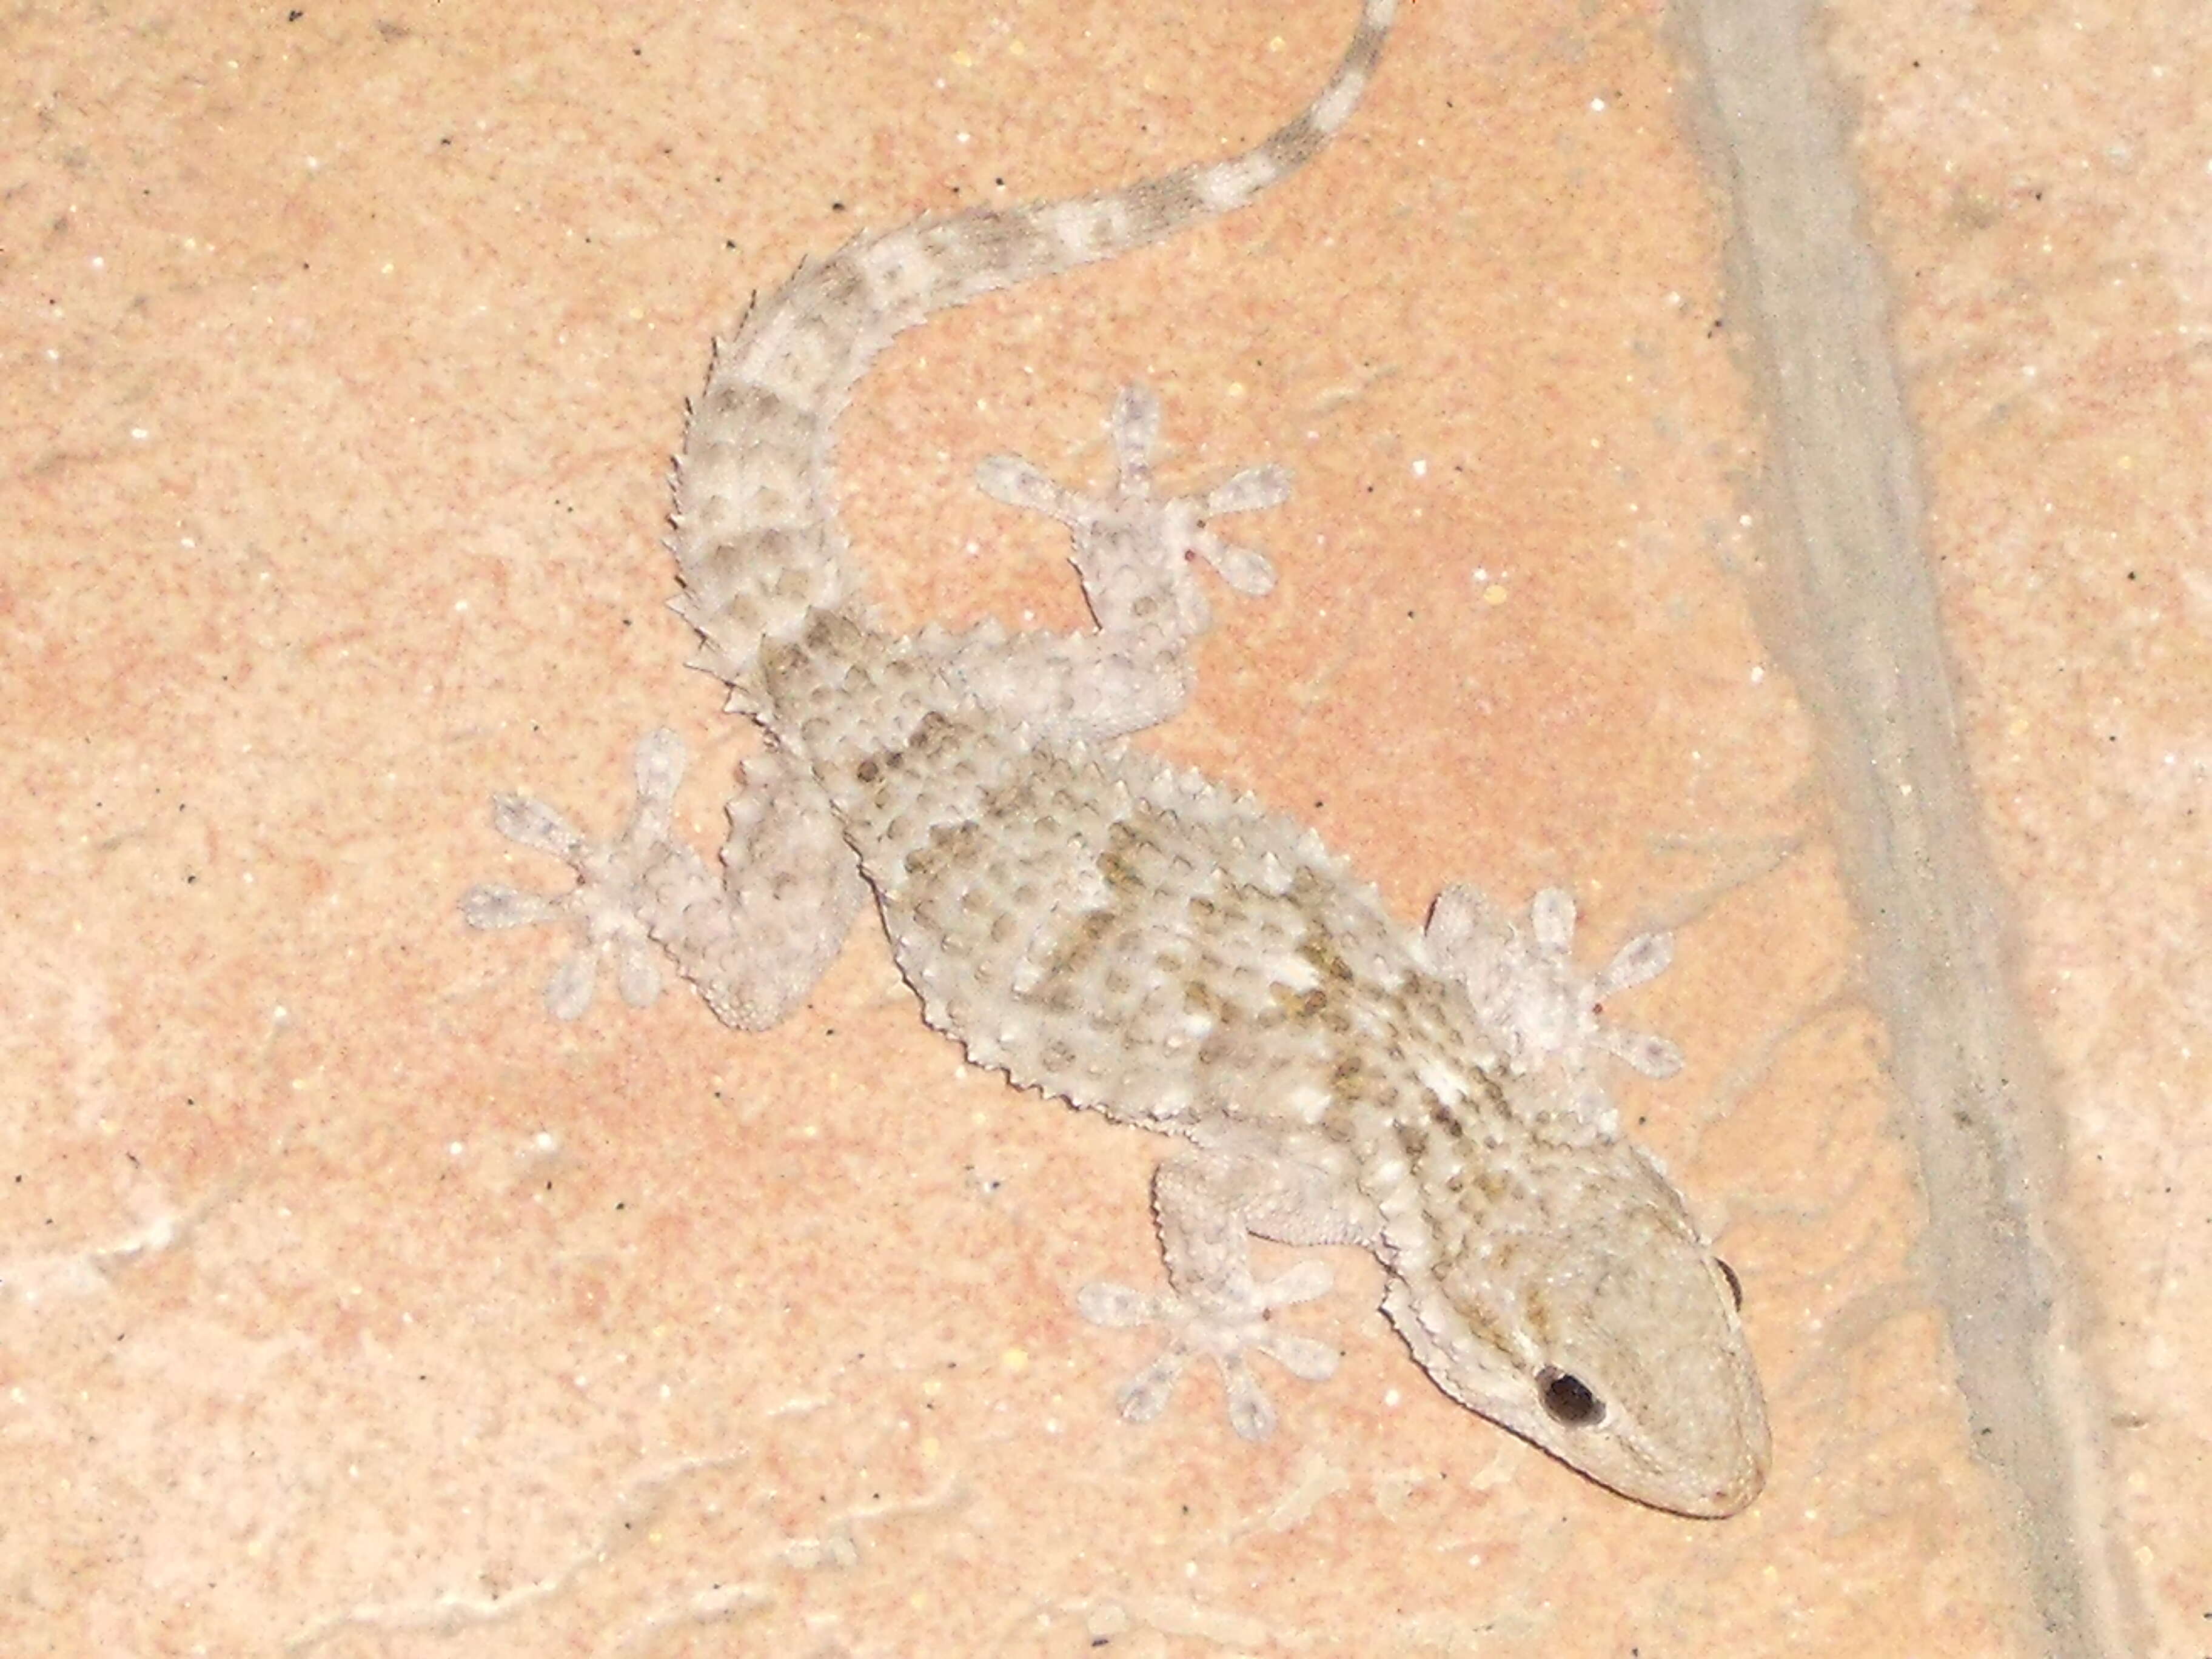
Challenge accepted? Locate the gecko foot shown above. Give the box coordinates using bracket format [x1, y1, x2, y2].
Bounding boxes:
[1426, 885, 1683, 1089]
[976, 384, 1285, 646]
[1076, 1259, 1339, 1441]
[461, 729, 689, 1021]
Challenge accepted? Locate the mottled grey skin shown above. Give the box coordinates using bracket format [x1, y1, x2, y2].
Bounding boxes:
[466, 0, 1769, 1517]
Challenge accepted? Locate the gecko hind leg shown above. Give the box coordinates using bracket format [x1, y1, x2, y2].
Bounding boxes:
[976, 384, 1284, 626]
[956, 385, 1287, 742]
[463, 729, 865, 1030]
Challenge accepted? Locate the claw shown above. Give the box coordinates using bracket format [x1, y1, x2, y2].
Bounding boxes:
[458, 884, 565, 931]
[486, 793, 589, 863]
[971, 454, 1071, 519]
[1108, 383, 1162, 477]
[544, 947, 598, 1022]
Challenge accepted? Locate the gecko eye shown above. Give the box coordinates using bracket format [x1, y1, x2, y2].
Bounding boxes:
[1538, 1368, 1606, 1427]
[1717, 1258, 1744, 1310]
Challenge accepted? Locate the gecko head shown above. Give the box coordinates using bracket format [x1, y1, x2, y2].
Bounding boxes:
[1382, 1145, 1769, 1518]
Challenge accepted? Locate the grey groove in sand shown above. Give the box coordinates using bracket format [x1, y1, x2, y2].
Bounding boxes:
[1672, 1, 2136, 1653]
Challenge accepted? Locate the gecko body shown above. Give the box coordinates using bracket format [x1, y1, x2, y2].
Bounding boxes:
[466, 0, 1769, 1517]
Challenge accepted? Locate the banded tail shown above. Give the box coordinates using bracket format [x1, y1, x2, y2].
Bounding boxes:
[667, 0, 1399, 712]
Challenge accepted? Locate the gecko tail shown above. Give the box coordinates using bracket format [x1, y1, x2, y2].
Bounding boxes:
[666, 0, 1398, 715]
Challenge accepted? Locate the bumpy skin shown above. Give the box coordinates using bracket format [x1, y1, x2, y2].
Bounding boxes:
[465, 0, 1769, 1518]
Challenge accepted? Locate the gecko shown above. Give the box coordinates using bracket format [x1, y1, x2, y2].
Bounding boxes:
[463, 0, 1769, 1517]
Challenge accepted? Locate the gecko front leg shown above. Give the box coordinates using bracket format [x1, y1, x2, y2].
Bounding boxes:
[463, 729, 865, 1030]
[1425, 885, 1683, 1125]
[1078, 1135, 1364, 1440]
